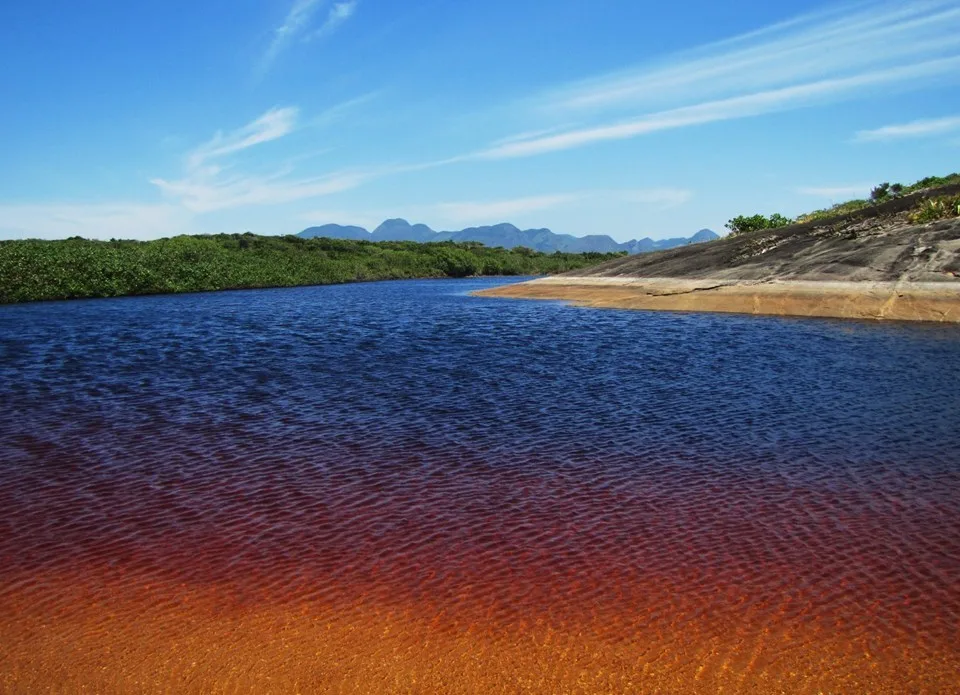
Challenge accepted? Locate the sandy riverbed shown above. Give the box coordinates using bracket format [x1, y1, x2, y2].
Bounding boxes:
[475, 276, 960, 322]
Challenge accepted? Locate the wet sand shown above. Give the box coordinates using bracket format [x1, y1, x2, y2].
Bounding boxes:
[475, 277, 960, 322]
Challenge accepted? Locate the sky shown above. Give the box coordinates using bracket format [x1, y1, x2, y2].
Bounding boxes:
[0, 0, 958, 243]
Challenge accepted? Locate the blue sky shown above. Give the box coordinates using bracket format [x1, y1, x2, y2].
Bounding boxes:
[1, 0, 958, 242]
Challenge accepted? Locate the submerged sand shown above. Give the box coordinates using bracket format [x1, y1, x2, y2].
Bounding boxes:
[4, 565, 958, 694]
[475, 276, 960, 322]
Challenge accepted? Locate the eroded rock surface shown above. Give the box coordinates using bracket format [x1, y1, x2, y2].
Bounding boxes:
[566, 214, 960, 284]
[476, 210, 960, 322]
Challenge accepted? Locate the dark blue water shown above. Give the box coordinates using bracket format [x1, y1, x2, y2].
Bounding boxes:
[2, 277, 960, 691]
[3, 277, 958, 474]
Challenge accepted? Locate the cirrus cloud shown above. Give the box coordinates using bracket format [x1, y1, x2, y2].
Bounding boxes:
[258, 0, 361, 77]
[152, 102, 378, 213]
[854, 115, 960, 142]
[476, 0, 960, 159]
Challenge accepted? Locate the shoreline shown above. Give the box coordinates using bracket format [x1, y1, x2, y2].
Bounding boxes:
[0, 275, 534, 308]
[474, 276, 960, 323]
[0, 234, 618, 304]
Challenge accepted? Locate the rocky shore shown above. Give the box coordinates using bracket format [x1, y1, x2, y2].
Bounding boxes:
[477, 276, 960, 322]
[476, 199, 960, 322]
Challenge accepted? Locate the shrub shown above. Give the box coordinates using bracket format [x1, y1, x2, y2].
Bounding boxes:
[909, 194, 960, 224]
[871, 182, 890, 201]
[725, 213, 793, 236]
[766, 213, 792, 228]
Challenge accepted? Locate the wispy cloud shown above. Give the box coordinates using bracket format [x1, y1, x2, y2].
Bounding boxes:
[187, 107, 299, 170]
[854, 115, 960, 142]
[542, 1, 960, 114]
[259, 0, 326, 76]
[152, 170, 370, 213]
[152, 104, 376, 212]
[1, 107, 313, 238]
[477, 58, 960, 159]
[307, 1, 359, 41]
[308, 90, 380, 128]
[480, 0, 960, 159]
[258, 0, 360, 76]
[488, 125, 580, 147]
[796, 184, 873, 198]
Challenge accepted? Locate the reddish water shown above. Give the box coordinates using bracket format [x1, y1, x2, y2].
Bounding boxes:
[1, 280, 959, 692]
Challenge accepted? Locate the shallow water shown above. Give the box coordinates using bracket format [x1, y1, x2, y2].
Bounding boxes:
[1, 278, 959, 693]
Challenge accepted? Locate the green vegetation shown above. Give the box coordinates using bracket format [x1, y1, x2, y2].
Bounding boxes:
[793, 199, 871, 223]
[795, 173, 960, 224]
[0, 234, 626, 304]
[728, 172, 960, 231]
[909, 193, 960, 224]
[724, 213, 793, 236]
[903, 173, 960, 193]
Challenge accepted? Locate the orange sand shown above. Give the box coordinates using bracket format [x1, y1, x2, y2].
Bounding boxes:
[475, 277, 960, 322]
[2, 564, 957, 694]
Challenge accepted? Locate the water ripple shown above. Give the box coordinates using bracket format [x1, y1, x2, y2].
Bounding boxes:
[1, 278, 959, 692]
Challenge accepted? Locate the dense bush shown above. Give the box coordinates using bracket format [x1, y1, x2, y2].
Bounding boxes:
[0, 234, 627, 304]
[724, 213, 793, 236]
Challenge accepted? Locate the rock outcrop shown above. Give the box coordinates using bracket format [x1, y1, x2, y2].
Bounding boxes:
[476, 200, 960, 322]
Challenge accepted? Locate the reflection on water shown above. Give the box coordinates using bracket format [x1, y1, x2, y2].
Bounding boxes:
[1, 278, 959, 692]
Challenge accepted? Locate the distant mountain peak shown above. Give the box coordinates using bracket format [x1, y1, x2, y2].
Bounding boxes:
[373, 218, 411, 232]
[299, 220, 718, 255]
[690, 229, 720, 243]
[371, 218, 436, 242]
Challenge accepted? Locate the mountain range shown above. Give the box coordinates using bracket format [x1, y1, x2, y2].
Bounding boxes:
[299, 219, 718, 254]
